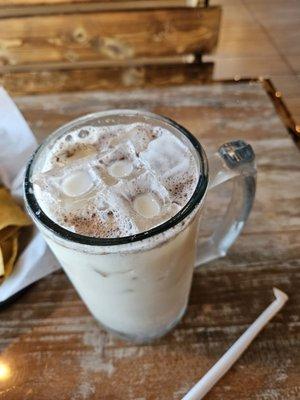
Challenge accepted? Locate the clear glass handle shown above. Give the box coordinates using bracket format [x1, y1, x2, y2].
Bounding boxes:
[196, 140, 256, 267]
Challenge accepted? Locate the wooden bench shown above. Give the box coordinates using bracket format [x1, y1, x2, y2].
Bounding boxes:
[0, 0, 221, 95]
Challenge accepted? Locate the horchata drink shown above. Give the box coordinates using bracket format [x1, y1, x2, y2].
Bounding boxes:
[24, 110, 256, 342]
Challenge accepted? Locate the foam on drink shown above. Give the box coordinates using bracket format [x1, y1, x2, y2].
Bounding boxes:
[32, 122, 198, 238]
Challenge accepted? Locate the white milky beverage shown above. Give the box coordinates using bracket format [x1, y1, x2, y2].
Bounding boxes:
[25, 110, 207, 341]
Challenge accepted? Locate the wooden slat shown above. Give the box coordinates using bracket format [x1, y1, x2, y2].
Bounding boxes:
[0, 0, 132, 3]
[0, 62, 213, 95]
[0, 1, 206, 18]
[0, 54, 197, 72]
[0, 0, 107, 4]
[0, 81, 299, 400]
[0, 7, 221, 68]
[0, 0, 204, 5]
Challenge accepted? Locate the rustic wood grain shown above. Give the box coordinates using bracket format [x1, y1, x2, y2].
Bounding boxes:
[0, 7, 220, 68]
[1, 0, 112, 3]
[263, 79, 300, 148]
[0, 1, 206, 18]
[0, 81, 299, 399]
[0, 62, 213, 95]
[0, 0, 206, 18]
[0, 0, 203, 5]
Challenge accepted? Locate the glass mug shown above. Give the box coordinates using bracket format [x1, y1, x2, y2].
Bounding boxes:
[24, 110, 256, 342]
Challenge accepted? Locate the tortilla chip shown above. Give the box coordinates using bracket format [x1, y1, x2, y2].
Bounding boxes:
[0, 248, 4, 277]
[0, 187, 31, 283]
[0, 226, 19, 244]
[0, 234, 19, 278]
[0, 187, 31, 231]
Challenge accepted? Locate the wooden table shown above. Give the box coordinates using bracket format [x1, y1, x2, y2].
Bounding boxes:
[0, 79, 299, 400]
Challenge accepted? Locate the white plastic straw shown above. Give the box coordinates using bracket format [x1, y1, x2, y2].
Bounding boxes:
[182, 287, 288, 400]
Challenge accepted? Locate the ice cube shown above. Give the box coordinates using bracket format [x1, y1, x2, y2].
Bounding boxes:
[124, 123, 160, 154]
[95, 188, 139, 237]
[108, 159, 133, 178]
[107, 123, 156, 153]
[97, 141, 143, 184]
[32, 155, 104, 218]
[140, 131, 190, 179]
[111, 171, 179, 232]
[113, 171, 170, 205]
[34, 159, 99, 194]
[133, 193, 161, 219]
[100, 140, 136, 165]
[62, 170, 94, 197]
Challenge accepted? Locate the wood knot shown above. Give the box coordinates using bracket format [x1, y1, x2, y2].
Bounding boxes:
[0, 38, 23, 50]
[0, 56, 9, 66]
[47, 37, 63, 46]
[122, 67, 145, 86]
[65, 51, 79, 62]
[73, 27, 88, 44]
[93, 37, 134, 60]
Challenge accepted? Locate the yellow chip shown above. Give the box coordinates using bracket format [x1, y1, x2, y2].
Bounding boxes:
[0, 247, 4, 277]
[5, 235, 19, 278]
[0, 187, 31, 231]
[0, 234, 19, 278]
[0, 226, 19, 244]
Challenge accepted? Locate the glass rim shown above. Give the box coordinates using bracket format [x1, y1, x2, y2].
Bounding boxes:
[24, 109, 209, 246]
